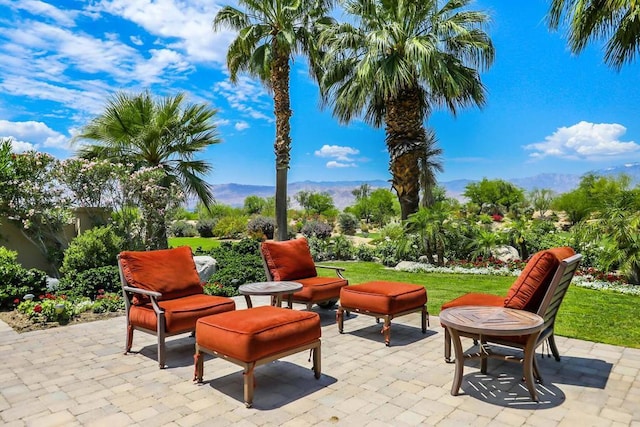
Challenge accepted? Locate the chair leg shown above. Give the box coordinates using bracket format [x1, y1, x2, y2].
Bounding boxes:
[382, 316, 391, 346]
[244, 363, 256, 408]
[313, 343, 321, 379]
[193, 346, 204, 383]
[421, 306, 428, 333]
[548, 334, 561, 361]
[337, 307, 344, 334]
[444, 327, 452, 363]
[125, 323, 133, 354]
[157, 314, 166, 369]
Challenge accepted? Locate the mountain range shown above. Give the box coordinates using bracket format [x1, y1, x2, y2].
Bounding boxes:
[211, 163, 640, 209]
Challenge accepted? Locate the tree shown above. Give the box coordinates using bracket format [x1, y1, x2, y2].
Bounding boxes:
[369, 188, 397, 227]
[244, 195, 267, 215]
[352, 183, 371, 200]
[295, 190, 335, 216]
[320, 0, 494, 219]
[528, 188, 555, 219]
[214, 0, 334, 241]
[548, 0, 640, 70]
[463, 178, 525, 213]
[419, 128, 444, 208]
[75, 91, 220, 249]
[405, 203, 451, 265]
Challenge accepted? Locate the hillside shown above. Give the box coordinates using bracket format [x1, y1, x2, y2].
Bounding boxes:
[210, 163, 640, 209]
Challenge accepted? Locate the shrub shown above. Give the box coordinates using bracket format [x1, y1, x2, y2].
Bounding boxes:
[92, 290, 124, 313]
[247, 216, 276, 239]
[213, 215, 248, 239]
[301, 220, 333, 239]
[170, 220, 198, 237]
[60, 226, 122, 279]
[338, 213, 358, 235]
[196, 218, 216, 238]
[332, 235, 354, 260]
[354, 244, 376, 262]
[204, 238, 266, 295]
[56, 266, 120, 299]
[307, 236, 331, 261]
[0, 247, 48, 310]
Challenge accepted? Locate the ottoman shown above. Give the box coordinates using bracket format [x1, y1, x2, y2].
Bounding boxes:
[193, 306, 321, 407]
[337, 281, 428, 346]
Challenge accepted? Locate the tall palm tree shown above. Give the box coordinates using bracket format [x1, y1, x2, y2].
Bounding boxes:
[320, 0, 494, 219]
[75, 91, 220, 249]
[214, 0, 334, 241]
[548, 0, 640, 70]
[419, 127, 444, 208]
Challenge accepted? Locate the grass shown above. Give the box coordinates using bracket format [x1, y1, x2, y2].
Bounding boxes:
[168, 237, 221, 251]
[317, 261, 640, 349]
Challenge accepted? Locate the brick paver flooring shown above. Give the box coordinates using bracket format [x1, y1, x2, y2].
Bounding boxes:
[1, 296, 638, 426]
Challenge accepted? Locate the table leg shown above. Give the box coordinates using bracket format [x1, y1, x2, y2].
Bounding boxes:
[243, 295, 253, 309]
[523, 332, 541, 402]
[448, 327, 465, 396]
[286, 294, 293, 309]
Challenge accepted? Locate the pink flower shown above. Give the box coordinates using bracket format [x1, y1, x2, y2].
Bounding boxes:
[13, 298, 20, 304]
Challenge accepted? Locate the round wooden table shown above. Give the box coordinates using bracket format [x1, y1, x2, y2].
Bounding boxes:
[439, 306, 544, 401]
[238, 281, 303, 309]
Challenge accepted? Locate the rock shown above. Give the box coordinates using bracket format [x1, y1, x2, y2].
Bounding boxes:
[417, 256, 432, 264]
[194, 256, 217, 282]
[491, 245, 520, 262]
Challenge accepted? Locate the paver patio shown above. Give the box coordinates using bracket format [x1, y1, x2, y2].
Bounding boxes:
[0, 295, 638, 426]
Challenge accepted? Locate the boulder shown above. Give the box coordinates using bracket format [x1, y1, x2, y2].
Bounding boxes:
[194, 256, 217, 283]
[491, 245, 520, 263]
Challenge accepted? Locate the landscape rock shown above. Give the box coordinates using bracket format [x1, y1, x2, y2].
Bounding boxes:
[194, 256, 217, 282]
[491, 245, 520, 262]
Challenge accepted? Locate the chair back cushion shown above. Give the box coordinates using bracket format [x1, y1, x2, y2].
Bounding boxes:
[261, 238, 317, 281]
[503, 247, 576, 311]
[119, 246, 203, 300]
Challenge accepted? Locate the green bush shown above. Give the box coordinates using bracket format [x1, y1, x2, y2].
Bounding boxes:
[301, 220, 333, 239]
[92, 290, 124, 313]
[60, 226, 122, 279]
[56, 266, 120, 299]
[196, 218, 216, 238]
[204, 238, 266, 295]
[354, 244, 376, 262]
[247, 216, 275, 239]
[0, 248, 48, 310]
[213, 215, 248, 239]
[170, 220, 198, 237]
[338, 212, 358, 235]
[332, 235, 354, 260]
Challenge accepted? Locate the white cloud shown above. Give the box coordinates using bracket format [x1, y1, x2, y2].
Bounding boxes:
[92, 0, 234, 65]
[314, 144, 360, 161]
[130, 35, 143, 46]
[0, 119, 70, 151]
[234, 121, 249, 131]
[326, 161, 357, 168]
[2, 0, 78, 27]
[213, 76, 273, 123]
[525, 121, 639, 160]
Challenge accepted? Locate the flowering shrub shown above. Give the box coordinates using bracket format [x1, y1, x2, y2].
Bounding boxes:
[0, 248, 48, 309]
[491, 214, 504, 222]
[17, 293, 74, 324]
[92, 290, 124, 313]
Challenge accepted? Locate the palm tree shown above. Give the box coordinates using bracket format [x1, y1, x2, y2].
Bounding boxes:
[75, 91, 220, 249]
[213, 0, 334, 241]
[547, 0, 640, 70]
[320, 0, 494, 219]
[405, 203, 451, 265]
[419, 128, 444, 208]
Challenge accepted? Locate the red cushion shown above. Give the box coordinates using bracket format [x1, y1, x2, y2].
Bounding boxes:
[119, 247, 203, 300]
[440, 293, 504, 311]
[504, 249, 564, 310]
[340, 281, 427, 314]
[261, 238, 317, 281]
[196, 306, 321, 362]
[293, 276, 348, 302]
[129, 294, 235, 333]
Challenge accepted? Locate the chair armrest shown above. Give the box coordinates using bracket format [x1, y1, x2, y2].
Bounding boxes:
[315, 265, 346, 279]
[122, 286, 162, 298]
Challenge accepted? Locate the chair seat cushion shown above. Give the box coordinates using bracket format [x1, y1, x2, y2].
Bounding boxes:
[129, 294, 236, 333]
[440, 293, 504, 311]
[196, 306, 321, 362]
[340, 281, 427, 315]
[293, 277, 349, 302]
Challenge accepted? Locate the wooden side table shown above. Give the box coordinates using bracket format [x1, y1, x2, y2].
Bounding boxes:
[439, 306, 544, 401]
[238, 281, 303, 309]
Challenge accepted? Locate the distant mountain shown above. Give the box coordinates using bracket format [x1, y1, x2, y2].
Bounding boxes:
[210, 163, 640, 209]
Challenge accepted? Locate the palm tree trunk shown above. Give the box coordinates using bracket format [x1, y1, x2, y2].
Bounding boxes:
[385, 88, 425, 220]
[272, 48, 292, 241]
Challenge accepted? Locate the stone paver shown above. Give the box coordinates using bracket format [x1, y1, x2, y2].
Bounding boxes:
[0, 295, 639, 426]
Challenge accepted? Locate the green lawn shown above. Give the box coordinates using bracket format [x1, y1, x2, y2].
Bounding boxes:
[168, 237, 221, 251]
[318, 261, 640, 349]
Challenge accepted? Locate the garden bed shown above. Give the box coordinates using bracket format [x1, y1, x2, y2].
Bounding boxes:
[0, 309, 124, 333]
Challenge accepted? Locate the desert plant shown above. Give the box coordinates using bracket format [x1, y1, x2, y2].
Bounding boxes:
[196, 218, 217, 238]
[338, 212, 358, 235]
[301, 220, 333, 240]
[213, 215, 248, 239]
[247, 216, 276, 240]
[332, 235, 354, 260]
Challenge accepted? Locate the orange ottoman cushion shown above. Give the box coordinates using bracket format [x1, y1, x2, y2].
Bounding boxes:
[340, 281, 427, 314]
[196, 306, 321, 362]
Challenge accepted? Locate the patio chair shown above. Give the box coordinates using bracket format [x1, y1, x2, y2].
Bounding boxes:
[441, 247, 581, 362]
[260, 237, 349, 310]
[118, 246, 236, 368]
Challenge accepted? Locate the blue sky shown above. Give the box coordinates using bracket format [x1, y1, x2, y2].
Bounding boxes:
[1, 0, 639, 186]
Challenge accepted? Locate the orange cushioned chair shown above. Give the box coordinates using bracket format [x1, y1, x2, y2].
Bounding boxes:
[118, 246, 236, 368]
[441, 247, 578, 362]
[260, 237, 349, 310]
